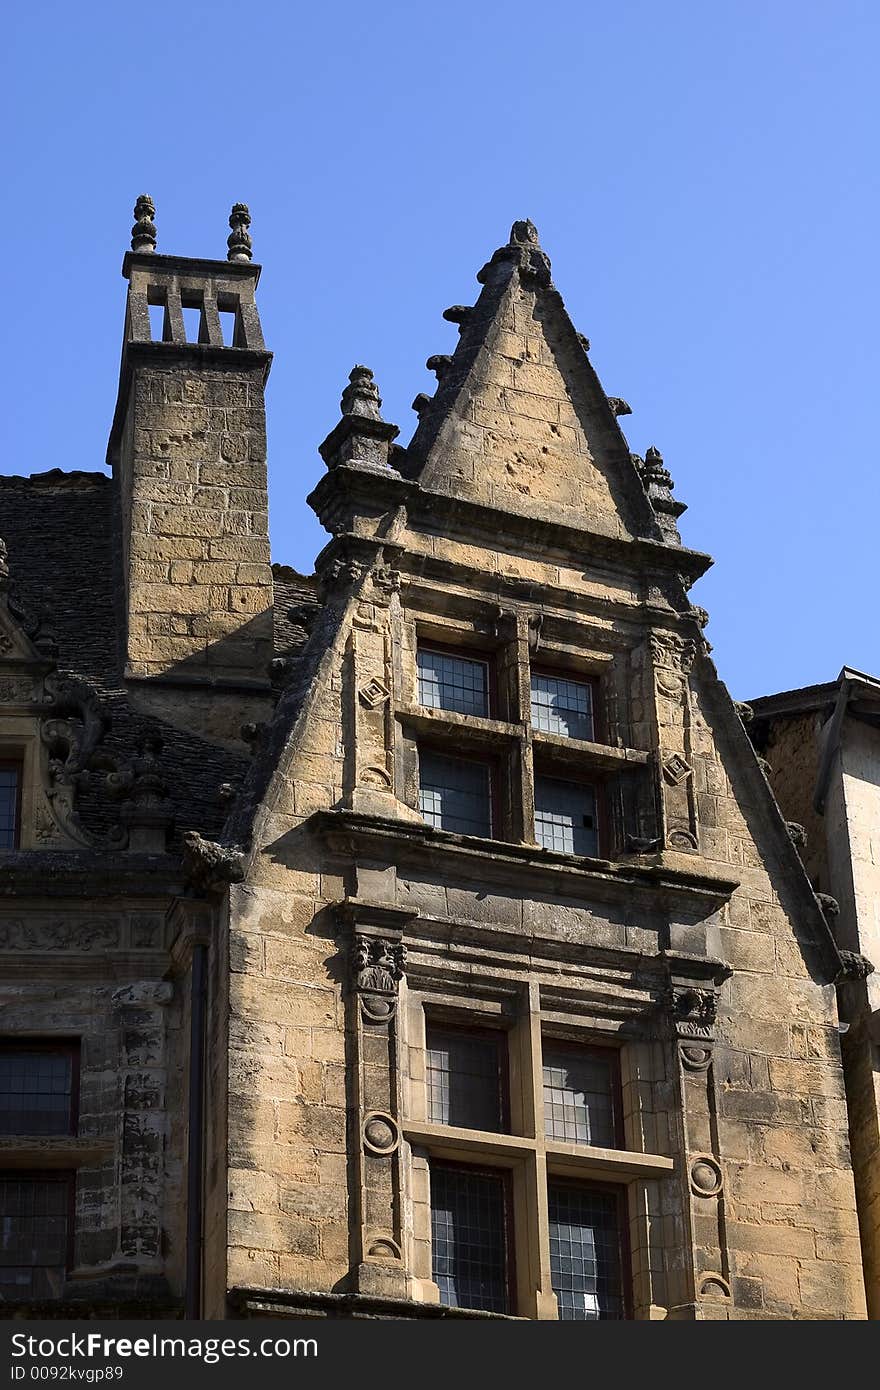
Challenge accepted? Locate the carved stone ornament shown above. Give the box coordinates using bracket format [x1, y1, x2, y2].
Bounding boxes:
[182, 830, 245, 894]
[699, 1274, 731, 1300]
[358, 677, 390, 709]
[352, 933, 406, 1021]
[649, 631, 697, 676]
[0, 918, 121, 953]
[112, 981, 173, 1007]
[371, 564, 401, 595]
[365, 1236, 402, 1261]
[679, 1042, 713, 1073]
[671, 984, 718, 1042]
[689, 1155, 723, 1198]
[362, 1111, 401, 1156]
[837, 951, 875, 982]
[662, 754, 692, 786]
[667, 826, 699, 851]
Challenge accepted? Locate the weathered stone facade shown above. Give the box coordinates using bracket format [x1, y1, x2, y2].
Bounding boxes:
[751, 670, 880, 1318]
[0, 205, 870, 1319]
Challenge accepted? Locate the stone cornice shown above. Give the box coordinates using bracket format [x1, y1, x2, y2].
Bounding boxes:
[0, 850, 184, 898]
[312, 809, 740, 914]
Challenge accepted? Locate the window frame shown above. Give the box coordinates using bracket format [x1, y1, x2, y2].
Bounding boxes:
[529, 665, 601, 744]
[416, 641, 497, 721]
[0, 1039, 81, 1139]
[545, 1174, 633, 1321]
[532, 769, 608, 860]
[0, 1168, 76, 1299]
[540, 1038, 626, 1150]
[417, 742, 500, 841]
[424, 1020, 510, 1134]
[0, 757, 23, 851]
[428, 1158, 517, 1316]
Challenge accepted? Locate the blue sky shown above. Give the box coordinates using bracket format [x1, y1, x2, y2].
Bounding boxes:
[4, 1, 877, 698]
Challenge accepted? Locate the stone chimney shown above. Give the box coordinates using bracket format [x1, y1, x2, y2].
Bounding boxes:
[107, 199, 274, 744]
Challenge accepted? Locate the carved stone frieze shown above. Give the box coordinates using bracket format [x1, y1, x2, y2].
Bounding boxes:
[0, 918, 121, 952]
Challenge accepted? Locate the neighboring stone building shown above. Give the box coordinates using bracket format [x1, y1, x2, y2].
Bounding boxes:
[0, 201, 871, 1320]
[751, 670, 880, 1318]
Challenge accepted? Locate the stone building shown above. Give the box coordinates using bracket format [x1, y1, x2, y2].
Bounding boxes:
[0, 200, 871, 1320]
[750, 670, 880, 1318]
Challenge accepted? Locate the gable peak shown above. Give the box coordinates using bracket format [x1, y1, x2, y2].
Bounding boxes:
[477, 219, 552, 288]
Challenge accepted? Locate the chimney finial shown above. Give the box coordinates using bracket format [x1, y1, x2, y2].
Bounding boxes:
[227, 203, 253, 262]
[131, 195, 157, 253]
[340, 365, 384, 422]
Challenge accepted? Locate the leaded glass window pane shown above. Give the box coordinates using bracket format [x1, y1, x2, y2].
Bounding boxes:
[548, 1182, 625, 1320]
[530, 673, 594, 741]
[426, 1028, 503, 1132]
[534, 776, 598, 856]
[419, 751, 492, 838]
[417, 649, 489, 717]
[0, 1050, 75, 1137]
[430, 1165, 509, 1312]
[0, 765, 19, 850]
[0, 1176, 72, 1300]
[542, 1046, 617, 1147]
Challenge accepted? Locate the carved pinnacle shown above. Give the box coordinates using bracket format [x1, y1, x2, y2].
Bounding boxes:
[131, 195, 157, 253]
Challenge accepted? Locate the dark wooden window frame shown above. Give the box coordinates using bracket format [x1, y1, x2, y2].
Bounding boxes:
[545, 1174, 633, 1321]
[416, 641, 498, 720]
[428, 1158, 517, 1316]
[0, 1039, 81, 1138]
[424, 1020, 511, 1133]
[0, 757, 23, 851]
[417, 742, 501, 841]
[0, 1168, 77, 1292]
[540, 1037, 626, 1149]
[532, 766, 610, 860]
[529, 664, 602, 744]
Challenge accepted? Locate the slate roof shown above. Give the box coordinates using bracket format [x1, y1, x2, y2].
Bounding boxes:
[0, 469, 322, 850]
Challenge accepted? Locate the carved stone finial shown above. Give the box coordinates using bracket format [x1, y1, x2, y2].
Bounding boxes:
[642, 445, 673, 488]
[131, 195, 157, 253]
[636, 446, 687, 544]
[607, 397, 632, 418]
[341, 365, 384, 422]
[734, 700, 754, 726]
[119, 735, 174, 853]
[227, 202, 253, 262]
[510, 219, 540, 246]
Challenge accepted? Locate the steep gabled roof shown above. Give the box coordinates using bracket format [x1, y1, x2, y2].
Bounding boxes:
[405, 220, 663, 544]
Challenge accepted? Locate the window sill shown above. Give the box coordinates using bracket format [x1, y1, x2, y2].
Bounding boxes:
[404, 1121, 533, 1164]
[403, 1121, 674, 1182]
[531, 731, 650, 772]
[0, 1137, 114, 1168]
[397, 705, 518, 747]
[545, 1141, 674, 1182]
